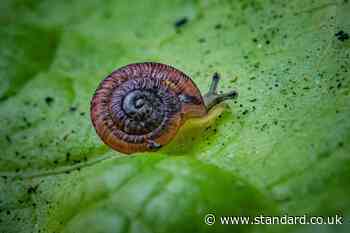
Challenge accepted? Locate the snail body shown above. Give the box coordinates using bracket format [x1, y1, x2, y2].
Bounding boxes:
[90, 62, 237, 154]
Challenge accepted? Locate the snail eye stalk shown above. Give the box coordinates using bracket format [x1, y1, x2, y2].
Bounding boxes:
[204, 73, 238, 111]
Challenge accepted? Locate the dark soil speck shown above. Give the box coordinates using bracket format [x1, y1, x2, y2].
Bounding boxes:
[335, 30, 349, 42]
[174, 17, 188, 29]
[45, 96, 54, 105]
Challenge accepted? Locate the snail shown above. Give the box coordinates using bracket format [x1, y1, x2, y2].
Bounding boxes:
[90, 62, 237, 154]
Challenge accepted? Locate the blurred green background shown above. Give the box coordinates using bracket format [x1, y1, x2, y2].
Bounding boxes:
[0, 0, 349, 232]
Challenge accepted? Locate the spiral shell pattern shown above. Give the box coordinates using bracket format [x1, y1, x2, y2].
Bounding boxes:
[90, 63, 207, 154]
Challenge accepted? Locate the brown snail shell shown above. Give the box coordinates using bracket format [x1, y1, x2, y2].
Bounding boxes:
[90, 62, 237, 154]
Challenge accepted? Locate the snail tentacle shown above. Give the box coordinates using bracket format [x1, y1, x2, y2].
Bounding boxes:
[208, 72, 220, 94]
[204, 73, 238, 111]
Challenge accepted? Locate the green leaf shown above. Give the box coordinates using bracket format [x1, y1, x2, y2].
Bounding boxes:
[1, 0, 349, 232]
